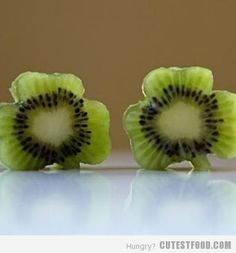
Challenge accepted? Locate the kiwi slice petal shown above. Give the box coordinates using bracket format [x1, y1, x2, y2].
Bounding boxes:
[62, 99, 111, 168]
[180, 67, 213, 93]
[211, 91, 236, 158]
[190, 155, 211, 171]
[0, 103, 45, 170]
[0, 72, 110, 170]
[142, 67, 213, 98]
[124, 102, 172, 170]
[10, 72, 85, 102]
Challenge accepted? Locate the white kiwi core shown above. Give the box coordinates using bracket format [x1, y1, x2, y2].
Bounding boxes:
[31, 107, 73, 146]
[157, 101, 202, 140]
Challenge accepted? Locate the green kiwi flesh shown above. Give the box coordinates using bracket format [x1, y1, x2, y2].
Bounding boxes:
[0, 72, 111, 170]
[124, 67, 236, 170]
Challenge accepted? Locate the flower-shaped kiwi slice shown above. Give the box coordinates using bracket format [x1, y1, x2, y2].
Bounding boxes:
[124, 67, 236, 170]
[0, 72, 111, 170]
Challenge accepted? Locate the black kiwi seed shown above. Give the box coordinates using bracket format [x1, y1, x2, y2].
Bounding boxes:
[74, 101, 79, 107]
[191, 90, 196, 97]
[164, 143, 170, 151]
[19, 106, 25, 113]
[204, 96, 210, 103]
[163, 88, 170, 99]
[205, 141, 212, 147]
[194, 141, 201, 151]
[204, 148, 211, 153]
[148, 110, 157, 116]
[162, 98, 168, 105]
[16, 113, 27, 119]
[168, 85, 173, 91]
[59, 156, 65, 162]
[209, 93, 215, 99]
[195, 95, 200, 102]
[157, 143, 163, 150]
[77, 142, 82, 147]
[143, 127, 153, 132]
[152, 97, 157, 102]
[155, 134, 161, 141]
[211, 137, 218, 142]
[166, 149, 173, 156]
[181, 86, 185, 96]
[69, 92, 73, 98]
[27, 99, 33, 104]
[16, 119, 25, 124]
[53, 93, 57, 100]
[81, 124, 88, 128]
[33, 98, 39, 105]
[206, 125, 217, 130]
[147, 116, 153, 120]
[194, 91, 202, 102]
[202, 94, 208, 100]
[191, 151, 196, 158]
[45, 93, 51, 101]
[176, 86, 180, 94]
[139, 120, 146, 125]
[211, 104, 218, 110]
[206, 113, 213, 118]
[186, 89, 191, 97]
[140, 115, 146, 120]
[198, 99, 204, 105]
[211, 99, 217, 104]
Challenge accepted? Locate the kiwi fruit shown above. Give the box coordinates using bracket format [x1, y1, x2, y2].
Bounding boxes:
[0, 72, 111, 170]
[124, 67, 236, 170]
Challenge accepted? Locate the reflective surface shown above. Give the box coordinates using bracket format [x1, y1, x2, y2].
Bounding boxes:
[0, 168, 236, 234]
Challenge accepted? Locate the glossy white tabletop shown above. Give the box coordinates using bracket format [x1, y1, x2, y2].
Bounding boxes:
[0, 157, 236, 235]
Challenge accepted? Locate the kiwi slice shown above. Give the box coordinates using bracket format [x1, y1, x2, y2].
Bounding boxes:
[124, 67, 236, 170]
[0, 72, 111, 170]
